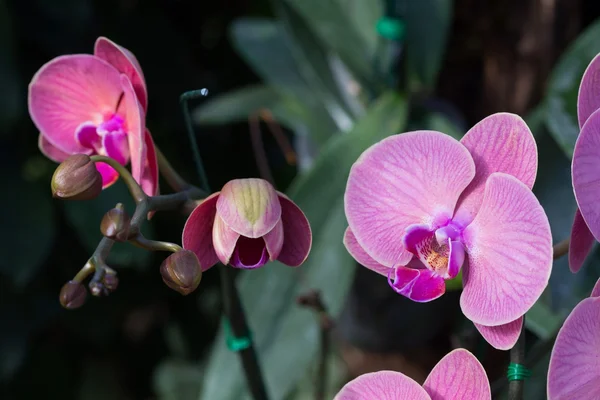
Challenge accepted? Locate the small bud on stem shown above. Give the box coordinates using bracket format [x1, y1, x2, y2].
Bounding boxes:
[51, 154, 103, 200]
[59, 281, 87, 309]
[101, 203, 131, 241]
[160, 250, 202, 295]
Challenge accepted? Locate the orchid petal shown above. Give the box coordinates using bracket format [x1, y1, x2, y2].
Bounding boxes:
[94, 37, 148, 112]
[141, 129, 159, 196]
[548, 297, 600, 400]
[577, 52, 600, 128]
[182, 192, 220, 271]
[345, 131, 475, 267]
[455, 113, 537, 226]
[96, 162, 119, 189]
[474, 317, 523, 350]
[230, 237, 269, 269]
[572, 108, 600, 242]
[423, 348, 491, 400]
[276, 193, 312, 267]
[119, 74, 147, 194]
[102, 131, 129, 165]
[263, 219, 284, 260]
[388, 265, 446, 302]
[461, 173, 552, 325]
[28, 55, 122, 154]
[216, 179, 281, 238]
[591, 278, 600, 297]
[75, 122, 101, 150]
[213, 215, 241, 266]
[448, 240, 464, 279]
[334, 370, 430, 400]
[343, 227, 395, 276]
[569, 208, 595, 273]
[38, 134, 72, 162]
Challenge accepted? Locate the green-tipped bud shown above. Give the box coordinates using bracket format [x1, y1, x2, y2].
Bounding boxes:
[100, 203, 130, 241]
[51, 154, 102, 200]
[59, 280, 87, 309]
[160, 250, 202, 295]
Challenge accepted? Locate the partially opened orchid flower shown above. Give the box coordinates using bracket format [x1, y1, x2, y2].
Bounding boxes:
[547, 279, 600, 399]
[28, 37, 158, 195]
[182, 179, 311, 270]
[570, 52, 600, 272]
[335, 348, 491, 400]
[344, 113, 552, 350]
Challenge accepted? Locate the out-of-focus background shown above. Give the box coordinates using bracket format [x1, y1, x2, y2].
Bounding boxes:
[3, 0, 600, 399]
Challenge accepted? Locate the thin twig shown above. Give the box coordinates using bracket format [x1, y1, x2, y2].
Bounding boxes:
[180, 89, 211, 192]
[297, 290, 334, 400]
[553, 237, 570, 260]
[259, 109, 297, 165]
[249, 113, 275, 185]
[508, 316, 526, 400]
[155, 146, 192, 192]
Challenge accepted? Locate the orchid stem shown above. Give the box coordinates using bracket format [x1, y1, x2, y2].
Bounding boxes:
[90, 155, 146, 204]
[180, 89, 210, 192]
[552, 237, 569, 260]
[181, 89, 269, 400]
[508, 316, 526, 400]
[249, 113, 275, 184]
[129, 233, 182, 253]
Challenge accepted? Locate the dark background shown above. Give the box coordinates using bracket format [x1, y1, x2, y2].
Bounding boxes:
[2, 0, 600, 399]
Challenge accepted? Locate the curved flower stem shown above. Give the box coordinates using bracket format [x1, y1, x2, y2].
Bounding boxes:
[508, 316, 526, 400]
[90, 155, 147, 204]
[180, 89, 211, 191]
[552, 237, 570, 260]
[130, 232, 182, 253]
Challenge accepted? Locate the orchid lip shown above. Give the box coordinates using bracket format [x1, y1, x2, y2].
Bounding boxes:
[75, 114, 129, 164]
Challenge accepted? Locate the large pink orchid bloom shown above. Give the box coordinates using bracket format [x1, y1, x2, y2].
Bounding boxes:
[28, 37, 158, 196]
[570, 52, 600, 272]
[182, 179, 312, 270]
[335, 348, 491, 400]
[344, 113, 552, 350]
[547, 279, 600, 399]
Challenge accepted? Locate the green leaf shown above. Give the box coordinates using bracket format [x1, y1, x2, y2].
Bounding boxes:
[62, 180, 152, 268]
[154, 359, 203, 400]
[0, 170, 55, 287]
[336, 0, 382, 58]
[192, 84, 310, 131]
[282, 0, 378, 90]
[229, 18, 342, 145]
[405, 0, 453, 91]
[200, 92, 407, 400]
[544, 18, 600, 157]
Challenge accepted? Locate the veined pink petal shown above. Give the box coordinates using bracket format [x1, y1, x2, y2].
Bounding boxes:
[591, 278, 600, 297]
[572, 108, 600, 242]
[141, 129, 159, 197]
[216, 179, 281, 238]
[345, 131, 475, 267]
[569, 208, 595, 273]
[423, 348, 491, 400]
[388, 265, 446, 302]
[454, 113, 537, 226]
[474, 317, 523, 350]
[577, 52, 600, 128]
[96, 162, 120, 189]
[213, 215, 241, 265]
[263, 219, 284, 260]
[461, 173, 552, 326]
[29, 55, 122, 154]
[547, 297, 600, 400]
[38, 134, 72, 162]
[94, 37, 148, 112]
[276, 193, 312, 267]
[343, 227, 394, 276]
[119, 75, 148, 194]
[334, 370, 430, 400]
[182, 192, 221, 271]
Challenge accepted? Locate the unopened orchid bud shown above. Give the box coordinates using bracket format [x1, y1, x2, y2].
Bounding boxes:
[102, 268, 119, 292]
[160, 250, 202, 295]
[51, 154, 102, 200]
[59, 280, 87, 309]
[101, 203, 130, 241]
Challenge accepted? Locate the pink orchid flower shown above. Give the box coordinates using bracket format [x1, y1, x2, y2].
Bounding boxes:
[570, 52, 600, 272]
[335, 348, 491, 400]
[28, 37, 158, 195]
[344, 113, 552, 350]
[547, 278, 600, 399]
[182, 179, 312, 270]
